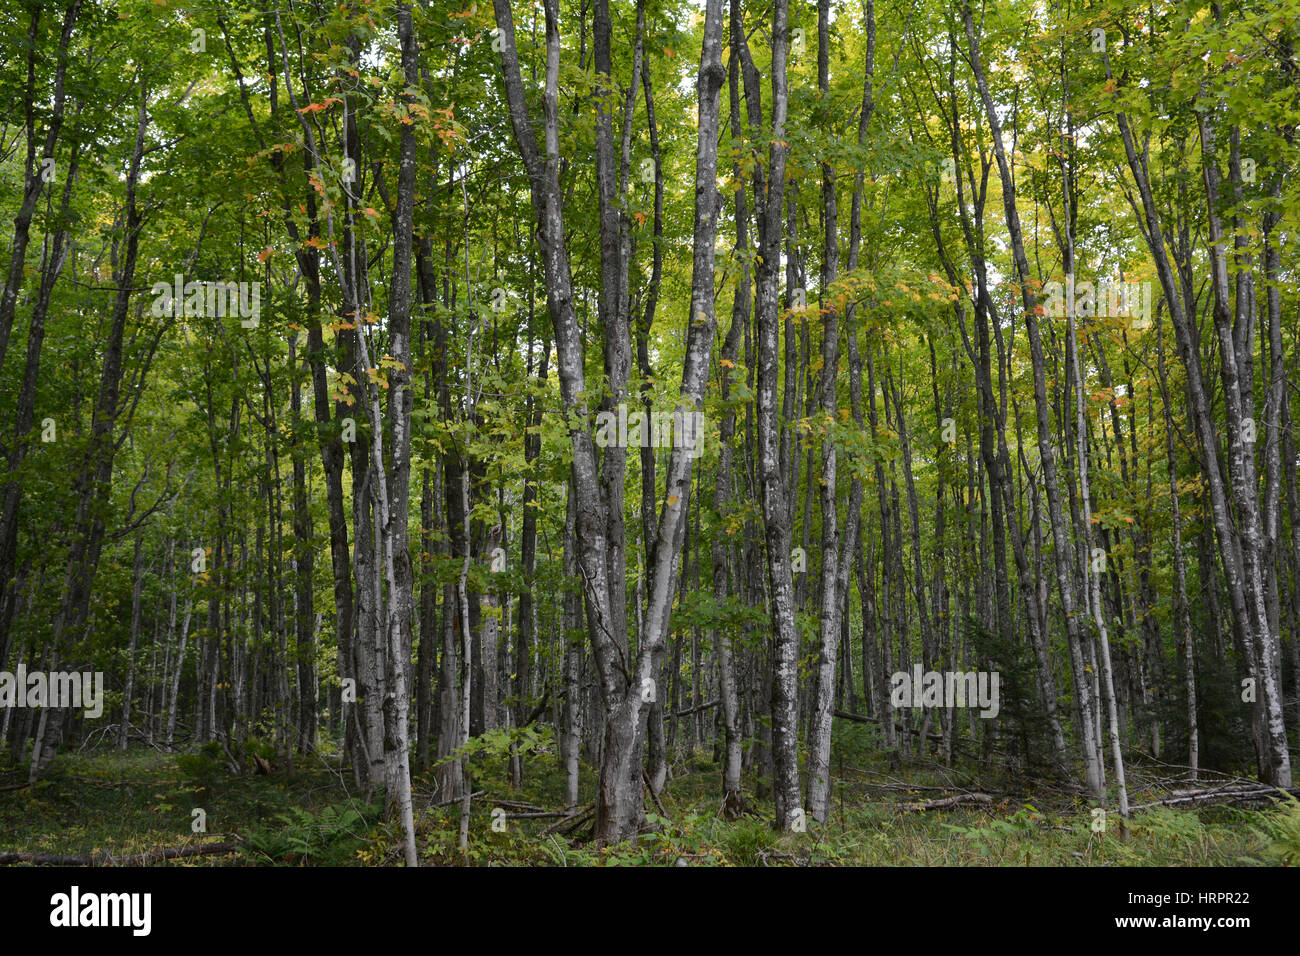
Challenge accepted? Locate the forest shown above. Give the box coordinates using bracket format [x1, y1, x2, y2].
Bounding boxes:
[1, 0, 1299, 870]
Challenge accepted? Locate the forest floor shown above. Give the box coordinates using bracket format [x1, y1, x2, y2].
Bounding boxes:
[2, 725, 1297, 866]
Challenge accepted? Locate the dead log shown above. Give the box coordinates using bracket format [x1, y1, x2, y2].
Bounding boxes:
[0, 839, 245, 866]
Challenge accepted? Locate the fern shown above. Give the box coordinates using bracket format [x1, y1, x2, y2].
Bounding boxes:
[1246, 792, 1300, 866]
[240, 800, 379, 865]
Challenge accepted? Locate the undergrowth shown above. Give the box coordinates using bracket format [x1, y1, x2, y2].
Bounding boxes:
[0, 724, 1292, 867]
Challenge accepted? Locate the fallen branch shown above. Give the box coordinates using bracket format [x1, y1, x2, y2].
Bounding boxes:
[673, 699, 719, 719]
[844, 772, 992, 795]
[643, 769, 668, 817]
[833, 710, 946, 742]
[540, 804, 594, 837]
[523, 688, 552, 726]
[489, 798, 546, 812]
[757, 847, 807, 867]
[425, 788, 485, 809]
[898, 792, 995, 812]
[1128, 784, 1300, 812]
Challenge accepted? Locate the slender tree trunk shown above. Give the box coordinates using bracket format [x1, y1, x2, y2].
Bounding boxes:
[805, 0, 842, 826]
[561, 483, 583, 808]
[1155, 313, 1198, 777]
[117, 536, 145, 749]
